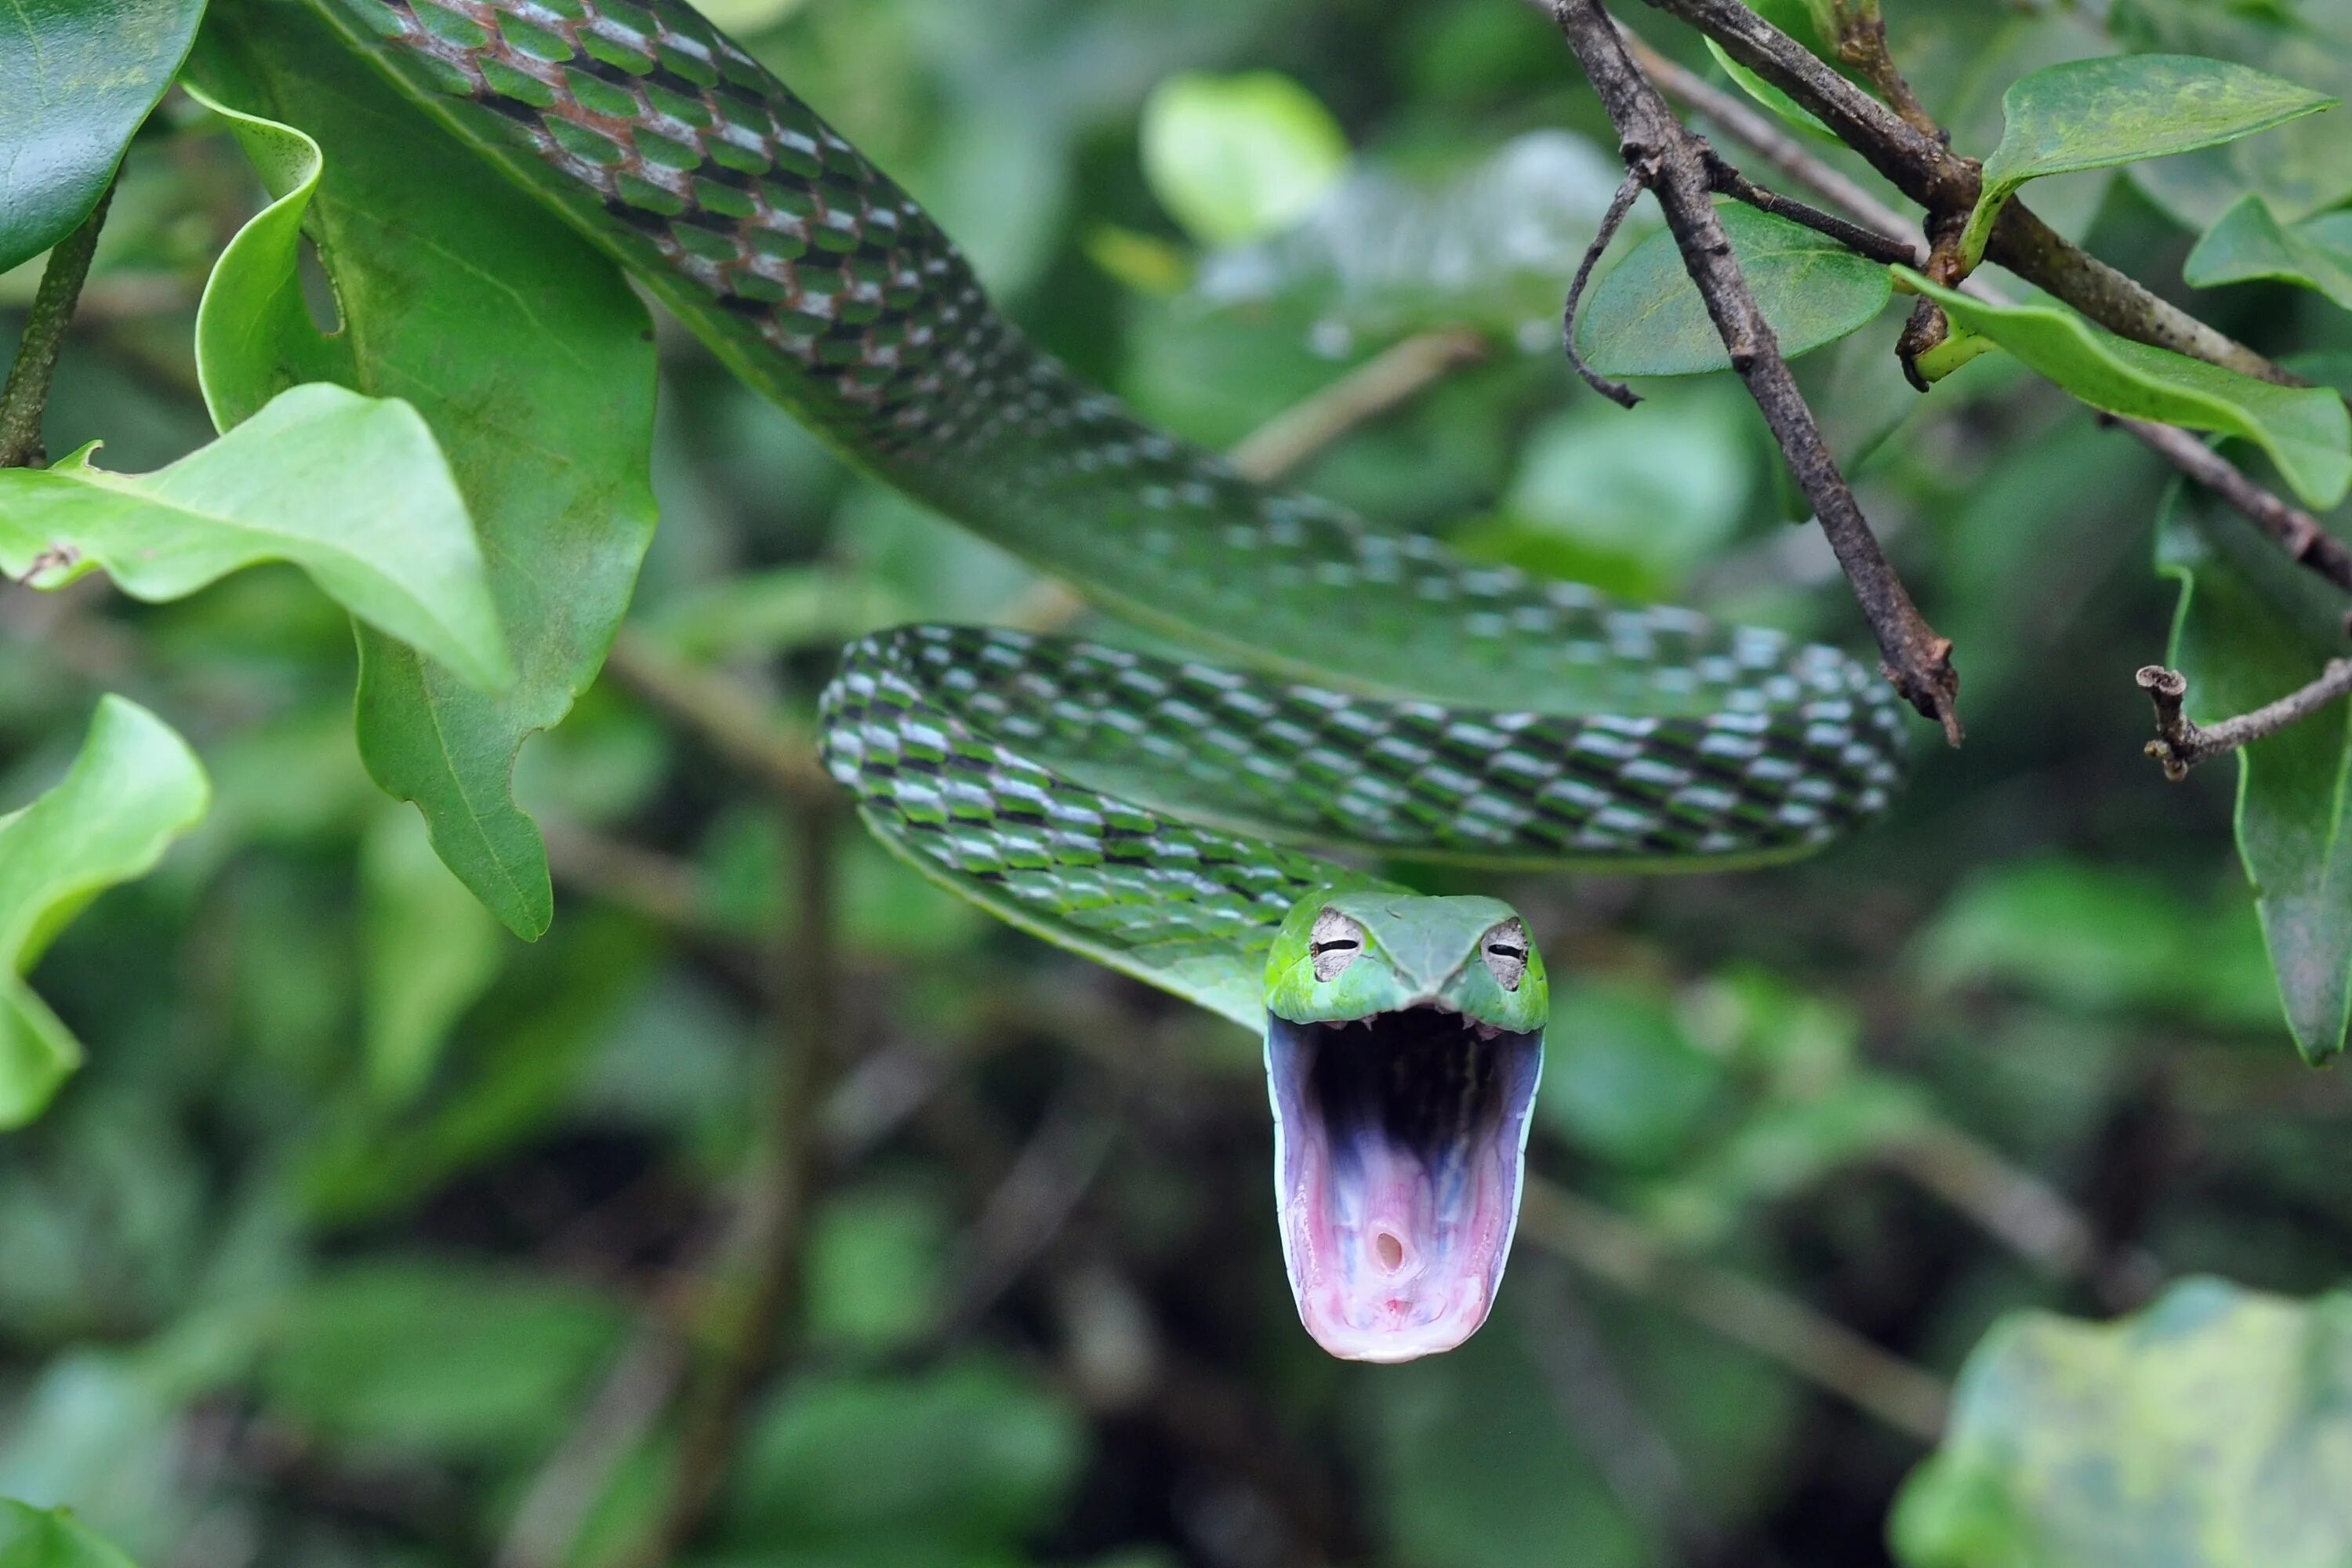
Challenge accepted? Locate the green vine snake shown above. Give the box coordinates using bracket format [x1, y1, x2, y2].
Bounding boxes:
[274, 0, 1909, 1361]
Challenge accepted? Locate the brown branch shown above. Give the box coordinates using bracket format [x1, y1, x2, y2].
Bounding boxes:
[1548, 0, 1963, 742]
[1565, 172, 1650, 408]
[1227, 327, 1490, 480]
[1704, 152, 1917, 265]
[1621, 25, 2352, 604]
[2116, 423, 2352, 595]
[1519, 1178, 1951, 1440]
[628, 802, 843, 1566]
[601, 627, 833, 800]
[0, 183, 114, 469]
[1642, 0, 2296, 384]
[2138, 659, 2352, 779]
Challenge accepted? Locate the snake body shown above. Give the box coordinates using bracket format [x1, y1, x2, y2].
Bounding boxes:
[268, 0, 1909, 1355]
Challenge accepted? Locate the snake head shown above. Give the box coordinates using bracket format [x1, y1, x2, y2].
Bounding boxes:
[1261, 891, 1548, 1363]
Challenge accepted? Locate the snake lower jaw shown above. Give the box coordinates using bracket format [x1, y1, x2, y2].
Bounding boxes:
[1265, 1007, 1545, 1363]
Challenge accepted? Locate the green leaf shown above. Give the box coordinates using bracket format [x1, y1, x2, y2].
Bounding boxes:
[2155, 477, 2352, 1062]
[1898, 269, 2352, 509]
[182, 83, 350, 425]
[260, 1260, 626, 1461]
[359, 808, 504, 1107]
[1959, 53, 2336, 267]
[0, 698, 209, 1130]
[0, 1500, 140, 1568]
[2185, 191, 2352, 314]
[1190, 130, 1645, 350]
[1577, 203, 1894, 377]
[1893, 1278, 2352, 1567]
[1912, 856, 2281, 1031]
[2111, 1, 2352, 227]
[189, 4, 659, 940]
[1701, 0, 1860, 142]
[1140, 71, 1348, 246]
[0, 383, 510, 690]
[0, 0, 205, 272]
[717, 1358, 1083, 1553]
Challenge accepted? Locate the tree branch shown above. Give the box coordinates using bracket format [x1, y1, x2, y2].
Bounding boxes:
[630, 802, 844, 1566]
[1617, 23, 2352, 602]
[1227, 327, 1489, 479]
[1548, 0, 1964, 742]
[1520, 1178, 1950, 1440]
[2138, 660, 2352, 779]
[1642, 0, 2297, 385]
[0, 184, 114, 470]
[602, 627, 833, 800]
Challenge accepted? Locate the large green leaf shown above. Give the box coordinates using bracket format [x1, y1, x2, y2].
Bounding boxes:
[0, 383, 509, 690]
[1900, 270, 2352, 509]
[0, 0, 205, 272]
[1140, 71, 1348, 246]
[2111, 0, 2352, 227]
[0, 699, 209, 1130]
[1577, 204, 1894, 377]
[189, 2, 660, 940]
[1893, 1278, 2352, 1567]
[2155, 477, 2352, 1063]
[1959, 53, 2336, 267]
[0, 1500, 139, 1568]
[2185, 192, 2352, 314]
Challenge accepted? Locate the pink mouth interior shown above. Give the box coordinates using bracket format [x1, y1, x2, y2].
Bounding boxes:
[1266, 1007, 1544, 1363]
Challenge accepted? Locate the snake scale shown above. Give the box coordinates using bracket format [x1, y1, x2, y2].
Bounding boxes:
[274, 0, 1910, 1357]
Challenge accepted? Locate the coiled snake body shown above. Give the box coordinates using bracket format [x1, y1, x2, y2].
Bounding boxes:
[289, 0, 1908, 1358]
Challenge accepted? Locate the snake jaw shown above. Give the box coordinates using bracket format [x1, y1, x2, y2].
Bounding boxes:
[1265, 1005, 1544, 1363]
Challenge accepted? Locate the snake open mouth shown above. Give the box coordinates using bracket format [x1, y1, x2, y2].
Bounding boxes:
[1265, 1004, 1544, 1363]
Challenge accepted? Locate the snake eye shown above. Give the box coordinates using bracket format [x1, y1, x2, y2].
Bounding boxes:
[1481, 920, 1530, 991]
[1308, 908, 1367, 982]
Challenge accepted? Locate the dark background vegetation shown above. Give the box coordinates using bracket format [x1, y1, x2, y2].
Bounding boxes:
[6, 0, 2352, 1564]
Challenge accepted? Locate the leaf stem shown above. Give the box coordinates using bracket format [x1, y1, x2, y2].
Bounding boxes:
[0, 183, 115, 470]
[2137, 659, 2352, 779]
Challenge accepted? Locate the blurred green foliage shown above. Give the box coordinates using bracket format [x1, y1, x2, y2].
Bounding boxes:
[6, 0, 2352, 1566]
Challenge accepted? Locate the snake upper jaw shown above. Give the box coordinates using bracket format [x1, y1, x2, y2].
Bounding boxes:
[1265, 1003, 1544, 1363]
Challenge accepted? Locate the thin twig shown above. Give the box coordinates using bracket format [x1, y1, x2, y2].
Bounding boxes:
[0, 183, 115, 469]
[1620, 23, 2352, 603]
[496, 1327, 691, 1568]
[1705, 152, 1915, 265]
[1882, 1121, 2162, 1308]
[1548, 0, 1963, 742]
[2115, 423, 2352, 595]
[2138, 660, 2352, 779]
[1517, 1264, 1732, 1565]
[602, 628, 833, 800]
[1520, 1178, 1950, 1440]
[1566, 172, 1650, 408]
[630, 802, 843, 1566]
[1227, 327, 1490, 479]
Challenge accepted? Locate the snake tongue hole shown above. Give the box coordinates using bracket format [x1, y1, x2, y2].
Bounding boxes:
[1266, 1006, 1544, 1363]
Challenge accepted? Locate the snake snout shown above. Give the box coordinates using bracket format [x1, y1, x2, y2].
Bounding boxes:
[1265, 1006, 1544, 1363]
